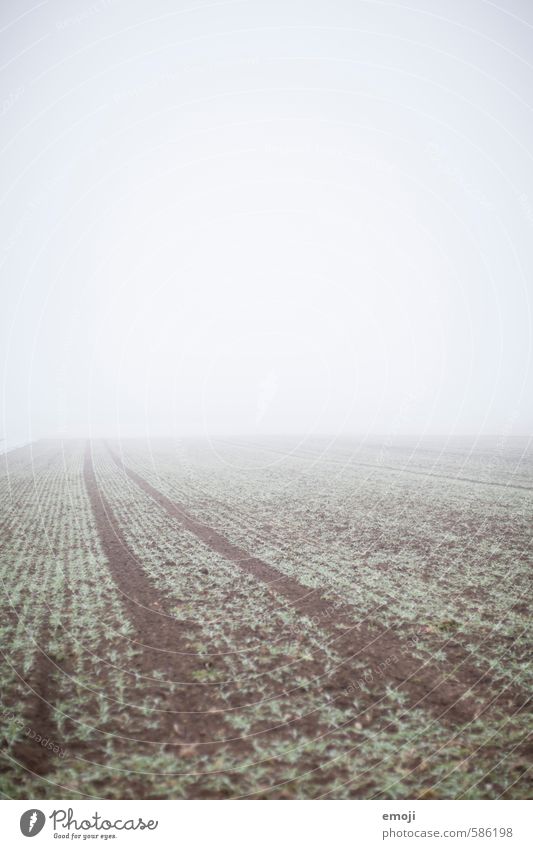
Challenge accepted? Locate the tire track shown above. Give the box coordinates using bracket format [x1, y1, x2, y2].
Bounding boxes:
[83, 443, 234, 747]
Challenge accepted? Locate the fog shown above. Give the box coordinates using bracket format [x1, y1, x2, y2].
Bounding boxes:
[1, 0, 532, 449]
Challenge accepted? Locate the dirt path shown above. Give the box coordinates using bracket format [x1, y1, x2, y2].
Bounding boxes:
[106, 445, 528, 726]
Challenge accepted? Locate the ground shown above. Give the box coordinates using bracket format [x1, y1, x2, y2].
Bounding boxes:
[0, 436, 530, 799]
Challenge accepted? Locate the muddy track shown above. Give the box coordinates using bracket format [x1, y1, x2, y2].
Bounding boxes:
[106, 446, 528, 726]
[85, 442, 380, 797]
[107, 448, 337, 610]
[83, 444, 236, 749]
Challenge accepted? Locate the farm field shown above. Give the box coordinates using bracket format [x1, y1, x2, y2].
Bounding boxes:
[0, 437, 531, 799]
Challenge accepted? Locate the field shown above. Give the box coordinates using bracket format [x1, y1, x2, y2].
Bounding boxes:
[0, 436, 531, 799]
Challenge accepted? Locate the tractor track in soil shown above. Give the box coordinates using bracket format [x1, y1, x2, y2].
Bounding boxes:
[83, 444, 240, 752]
[106, 444, 529, 726]
[85, 442, 346, 776]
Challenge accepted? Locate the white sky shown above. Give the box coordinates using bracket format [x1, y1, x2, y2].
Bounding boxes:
[1, 0, 532, 446]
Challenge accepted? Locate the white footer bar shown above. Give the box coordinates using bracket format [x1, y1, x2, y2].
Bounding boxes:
[2, 799, 531, 849]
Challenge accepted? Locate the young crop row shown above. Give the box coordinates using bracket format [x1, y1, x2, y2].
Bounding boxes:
[0, 444, 84, 719]
[216, 436, 533, 489]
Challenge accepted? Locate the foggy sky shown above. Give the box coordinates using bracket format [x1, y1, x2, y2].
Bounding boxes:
[1, 0, 532, 448]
